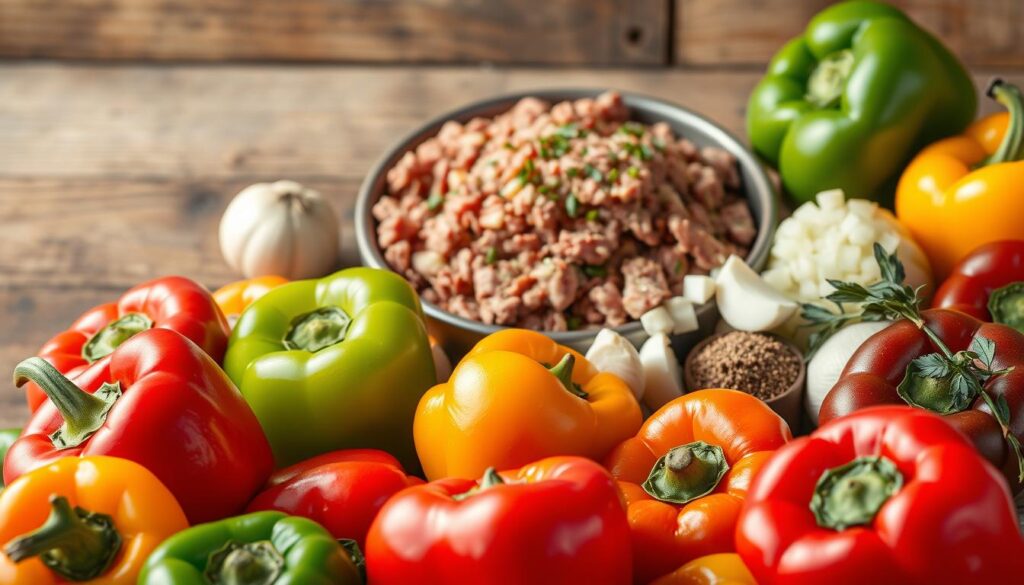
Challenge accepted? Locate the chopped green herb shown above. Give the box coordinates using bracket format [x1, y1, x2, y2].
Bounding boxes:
[674, 260, 684, 274]
[581, 147, 589, 156]
[583, 164, 603, 182]
[627, 166, 640, 178]
[639, 144, 653, 161]
[566, 167, 580, 178]
[618, 122, 645, 137]
[652, 137, 666, 152]
[607, 168, 619, 182]
[524, 158, 535, 174]
[503, 141, 515, 150]
[486, 247, 498, 265]
[585, 209, 600, 222]
[555, 124, 580, 139]
[567, 315, 583, 330]
[582, 265, 607, 278]
[426, 192, 444, 211]
[565, 193, 579, 218]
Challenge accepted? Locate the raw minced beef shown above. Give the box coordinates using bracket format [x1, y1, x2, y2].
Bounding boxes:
[374, 91, 755, 331]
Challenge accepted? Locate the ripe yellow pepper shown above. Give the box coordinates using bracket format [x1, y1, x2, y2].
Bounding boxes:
[414, 329, 642, 480]
[896, 79, 1024, 279]
[212, 275, 288, 322]
[0, 456, 188, 584]
[649, 553, 756, 585]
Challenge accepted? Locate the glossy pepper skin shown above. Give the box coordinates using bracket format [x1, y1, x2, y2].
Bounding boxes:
[0, 429, 19, 488]
[0, 456, 188, 584]
[213, 275, 288, 324]
[819, 309, 1024, 492]
[605, 389, 791, 584]
[897, 80, 1024, 279]
[23, 276, 229, 412]
[224, 267, 435, 469]
[6, 328, 274, 523]
[747, 1, 976, 204]
[414, 329, 642, 480]
[366, 456, 631, 585]
[649, 554, 756, 585]
[737, 407, 1024, 585]
[932, 240, 1024, 331]
[246, 449, 422, 548]
[139, 511, 361, 585]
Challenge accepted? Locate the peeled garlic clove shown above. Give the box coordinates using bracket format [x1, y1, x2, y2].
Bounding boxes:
[664, 297, 698, 334]
[639, 333, 683, 411]
[585, 328, 645, 400]
[640, 306, 675, 337]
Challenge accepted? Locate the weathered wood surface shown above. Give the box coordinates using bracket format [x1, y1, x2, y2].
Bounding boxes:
[1, 64, 1021, 427]
[0, 0, 668, 65]
[674, 0, 1024, 67]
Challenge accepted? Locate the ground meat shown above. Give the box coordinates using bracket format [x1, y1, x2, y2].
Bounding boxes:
[375, 91, 755, 330]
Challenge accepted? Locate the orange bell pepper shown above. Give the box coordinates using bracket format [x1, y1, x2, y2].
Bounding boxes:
[650, 553, 756, 585]
[414, 329, 642, 481]
[212, 275, 288, 322]
[0, 456, 188, 584]
[605, 389, 791, 584]
[896, 78, 1024, 280]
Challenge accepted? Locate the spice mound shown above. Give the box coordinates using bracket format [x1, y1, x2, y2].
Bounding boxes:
[689, 332, 800, 400]
[374, 91, 755, 331]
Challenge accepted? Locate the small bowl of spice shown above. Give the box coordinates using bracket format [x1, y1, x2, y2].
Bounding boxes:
[683, 331, 805, 430]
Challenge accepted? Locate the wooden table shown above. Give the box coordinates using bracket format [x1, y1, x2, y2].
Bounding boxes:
[1, 63, 1021, 426]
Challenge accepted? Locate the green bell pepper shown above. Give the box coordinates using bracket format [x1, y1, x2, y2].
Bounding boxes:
[224, 267, 435, 469]
[139, 511, 361, 584]
[747, 0, 977, 205]
[0, 428, 20, 488]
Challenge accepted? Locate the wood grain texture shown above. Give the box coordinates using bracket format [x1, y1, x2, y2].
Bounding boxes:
[0, 0, 668, 65]
[0, 64, 1021, 428]
[675, 0, 1024, 67]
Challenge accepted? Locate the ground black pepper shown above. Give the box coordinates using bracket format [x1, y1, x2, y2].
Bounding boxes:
[689, 332, 800, 400]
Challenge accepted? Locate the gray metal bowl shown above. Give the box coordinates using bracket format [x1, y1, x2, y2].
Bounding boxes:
[356, 89, 779, 360]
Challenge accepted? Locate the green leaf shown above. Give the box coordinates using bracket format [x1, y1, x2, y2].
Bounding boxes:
[970, 336, 997, 369]
[949, 373, 976, 405]
[911, 353, 950, 378]
[583, 164, 603, 182]
[565, 193, 579, 218]
[800, 303, 840, 324]
[485, 247, 498, 265]
[874, 243, 905, 285]
[996, 394, 1012, 426]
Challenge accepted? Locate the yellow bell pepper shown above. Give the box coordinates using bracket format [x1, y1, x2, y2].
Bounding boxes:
[649, 553, 756, 585]
[212, 275, 288, 322]
[0, 456, 188, 585]
[414, 329, 642, 480]
[896, 79, 1024, 279]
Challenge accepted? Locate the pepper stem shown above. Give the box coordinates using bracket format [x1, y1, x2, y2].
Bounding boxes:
[81, 313, 152, 363]
[13, 357, 121, 449]
[806, 49, 854, 109]
[453, 467, 506, 501]
[282, 306, 352, 353]
[3, 494, 122, 581]
[984, 79, 1024, 165]
[547, 354, 589, 399]
[988, 282, 1024, 334]
[642, 441, 730, 504]
[810, 456, 903, 530]
[205, 540, 285, 585]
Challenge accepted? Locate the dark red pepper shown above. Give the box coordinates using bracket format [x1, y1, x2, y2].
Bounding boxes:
[23, 276, 230, 412]
[932, 239, 1024, 332]
[6, 328, 273, 523]
[819, 308, 1024, 492]
[246, 449, 423, 548]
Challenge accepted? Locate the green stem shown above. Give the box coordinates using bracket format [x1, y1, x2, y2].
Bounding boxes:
[282, 306, 351, 353]
[806, 49, 855, 109]
[642, 441, 730, 505]
[983, 79, 1024, 165]
[3, 495, 122, 581]
[82, 313, 152, 363]
[204, 540, 284, 585]
[977, 390, 1024, 483]
[547, 354, 588, 399]
[452, 467, 506, 501]
[13, 357, 121, 449]
[810, 456, 903, 531]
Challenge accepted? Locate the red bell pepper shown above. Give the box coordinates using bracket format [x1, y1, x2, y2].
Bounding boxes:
[819, 308, 1024, 492]
[6, 328, 273, 523]
[737, 406, 1024, 585]
[246, 449, 422, 548]
[365, 456, 631, 585]
[932, 239, 1024, 332]
[23, 276, 229, 412]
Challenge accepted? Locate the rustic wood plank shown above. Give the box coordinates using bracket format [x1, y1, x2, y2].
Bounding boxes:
[675, 0, 1024, 67]
[0, 0, 668, 65]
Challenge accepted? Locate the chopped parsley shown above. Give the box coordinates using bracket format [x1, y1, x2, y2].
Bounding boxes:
[485, 247, 498, 265]
[426, 192, 445, 211]
[583, 164, 603, 182]
[627, 166, 640, 178]
[582, 264, 607, 278]
[618, 122, 645, 137]
[585, 209, 600, 222]
[607, 168, 619, 183]
[565, 193, 579, 218]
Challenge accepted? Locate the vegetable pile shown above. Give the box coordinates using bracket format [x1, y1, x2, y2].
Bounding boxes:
[3, 2, 1024, 584]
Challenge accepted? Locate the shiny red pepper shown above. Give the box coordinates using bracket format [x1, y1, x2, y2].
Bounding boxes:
[932, 240, 1024, 333]
[23, 276, 229, 412]
[819, 308, 1024, 493]
[365, 456, 631, 585]
[737, 406, 1024, 585]
[6, 328, 273, 523]
[246, 449, 422, 548]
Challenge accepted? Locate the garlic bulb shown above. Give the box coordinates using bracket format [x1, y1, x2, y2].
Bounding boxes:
[219, 181, 340, 280]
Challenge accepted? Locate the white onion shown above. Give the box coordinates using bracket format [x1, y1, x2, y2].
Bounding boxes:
[805, 321, 891, 424]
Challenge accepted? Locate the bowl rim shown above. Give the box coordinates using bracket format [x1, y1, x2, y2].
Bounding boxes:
[355, 87, 779, 343]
